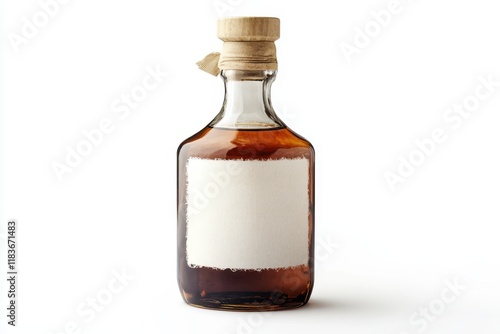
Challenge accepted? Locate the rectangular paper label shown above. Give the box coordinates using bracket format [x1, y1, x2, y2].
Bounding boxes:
[186, 157, 310, 270]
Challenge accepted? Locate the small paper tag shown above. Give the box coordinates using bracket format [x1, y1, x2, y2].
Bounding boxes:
[196, 52, 221, 76]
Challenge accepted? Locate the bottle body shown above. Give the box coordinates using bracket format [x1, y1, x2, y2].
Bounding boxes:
[178, 127, 314, 310]
[177, 70, 314, 310]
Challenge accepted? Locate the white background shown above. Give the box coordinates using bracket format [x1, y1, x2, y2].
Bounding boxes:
[1, 0, 499, 333]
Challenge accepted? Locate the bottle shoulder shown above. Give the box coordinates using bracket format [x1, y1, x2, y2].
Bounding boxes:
[178, 126, 313, 160]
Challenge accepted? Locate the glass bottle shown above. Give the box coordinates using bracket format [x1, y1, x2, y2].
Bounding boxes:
[177, 17, 314, 311]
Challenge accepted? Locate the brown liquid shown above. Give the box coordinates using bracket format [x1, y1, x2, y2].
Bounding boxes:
[177, 126, 314, 311]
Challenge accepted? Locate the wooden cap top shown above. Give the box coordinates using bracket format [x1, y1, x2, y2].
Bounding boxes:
[217, 17, 280, 42]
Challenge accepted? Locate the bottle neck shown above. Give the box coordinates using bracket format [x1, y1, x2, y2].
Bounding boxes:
[209, 70, 285, 129]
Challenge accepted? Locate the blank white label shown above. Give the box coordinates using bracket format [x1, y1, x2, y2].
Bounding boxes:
[186, 157, 310, 270]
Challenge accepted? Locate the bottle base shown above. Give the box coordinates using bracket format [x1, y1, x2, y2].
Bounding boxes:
[182, 291, 311, 311]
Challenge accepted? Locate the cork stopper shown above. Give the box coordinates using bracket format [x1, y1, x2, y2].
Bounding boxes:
[217, 17, 280, 71]
[217, 17, 280, 42]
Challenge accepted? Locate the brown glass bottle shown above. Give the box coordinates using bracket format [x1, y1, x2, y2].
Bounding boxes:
[177, 69, 314, 310]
